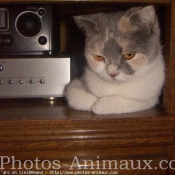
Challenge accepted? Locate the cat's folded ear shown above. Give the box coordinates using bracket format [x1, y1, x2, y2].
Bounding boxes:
[74, 14, 103, 35]
[126, 5, 156, 29]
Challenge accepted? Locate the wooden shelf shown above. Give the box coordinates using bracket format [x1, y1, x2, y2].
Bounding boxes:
[0, 99, 175, 175]
[0, 98, 170, 120]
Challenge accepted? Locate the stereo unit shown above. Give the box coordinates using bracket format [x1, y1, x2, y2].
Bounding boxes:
[0, 4, 59, 56]
[0, 57, 70, 98]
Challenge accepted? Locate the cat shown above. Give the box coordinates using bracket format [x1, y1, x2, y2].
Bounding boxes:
[65, 5, 165, 115]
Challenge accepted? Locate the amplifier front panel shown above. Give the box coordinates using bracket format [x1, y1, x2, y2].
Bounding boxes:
[0, 58, 70, 98]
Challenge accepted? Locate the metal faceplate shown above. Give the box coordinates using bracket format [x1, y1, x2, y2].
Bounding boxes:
[0, 58, 70, 98]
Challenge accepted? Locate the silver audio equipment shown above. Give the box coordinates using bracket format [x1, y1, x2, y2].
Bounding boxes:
[0, 57, 70, 98]
[0, 5, 60, 56]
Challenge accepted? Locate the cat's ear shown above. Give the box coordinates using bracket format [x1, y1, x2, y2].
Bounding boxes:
[126, 6, 156, 28]
[74, 15, 99, 35]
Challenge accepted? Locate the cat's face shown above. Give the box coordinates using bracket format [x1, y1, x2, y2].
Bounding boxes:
[74, 6, 161, 82]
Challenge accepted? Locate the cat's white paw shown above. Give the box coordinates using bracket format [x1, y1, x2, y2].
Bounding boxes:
[66, 79, 97, 111]
[92, 95, 157, 115]
[68, 92, 97, 111]
[92, 97, 114, 115]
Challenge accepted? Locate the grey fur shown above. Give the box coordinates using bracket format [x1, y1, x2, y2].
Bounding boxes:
[65, 5, 164, 114]
[103, 38, 134, 75]
[74, 5, 161, 79]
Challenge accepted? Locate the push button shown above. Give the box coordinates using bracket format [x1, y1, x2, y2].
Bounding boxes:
[4, 35, 13, 46]
[29, 79, 34, 84]
[9, 80, 13, 84]
[38, 8, 46, 16]
[38, 36, 47, 45]
[19, 80, 23, 84]
[40, 79, 45, 84]
[0, 35, 13, 46]
[0, 65, 3, 71]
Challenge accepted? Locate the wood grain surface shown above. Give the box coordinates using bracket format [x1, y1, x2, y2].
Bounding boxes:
[0, 99, 175, 174]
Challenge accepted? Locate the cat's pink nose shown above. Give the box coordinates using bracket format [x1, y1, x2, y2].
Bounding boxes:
[109, 73, 118, 78]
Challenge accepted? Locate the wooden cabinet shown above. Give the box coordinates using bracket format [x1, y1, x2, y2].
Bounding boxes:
[0, 0, 175, 175]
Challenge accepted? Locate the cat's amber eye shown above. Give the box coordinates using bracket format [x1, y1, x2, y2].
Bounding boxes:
[94, 55, 105, 61]
[123, 53, 136, 60]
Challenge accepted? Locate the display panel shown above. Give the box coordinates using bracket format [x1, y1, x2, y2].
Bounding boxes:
[0, 8, 9, 31]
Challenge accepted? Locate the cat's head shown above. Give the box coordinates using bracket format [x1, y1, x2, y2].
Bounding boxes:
[74, 6, 161, 82]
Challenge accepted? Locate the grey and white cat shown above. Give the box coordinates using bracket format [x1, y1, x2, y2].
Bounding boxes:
[65, 6, 165, 115]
